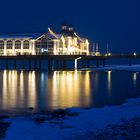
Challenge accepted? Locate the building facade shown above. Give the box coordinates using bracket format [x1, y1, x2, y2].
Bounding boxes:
[0, 23, 89, 56]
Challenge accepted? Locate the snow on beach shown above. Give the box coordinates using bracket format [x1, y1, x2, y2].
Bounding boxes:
[2, 97, 140, 140]
[1, 65, 140, 140]
[81, 64, 140, 72]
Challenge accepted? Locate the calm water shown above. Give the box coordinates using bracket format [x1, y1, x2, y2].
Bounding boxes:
[0, 70, 140, 116]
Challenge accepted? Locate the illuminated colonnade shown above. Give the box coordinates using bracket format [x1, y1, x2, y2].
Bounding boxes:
[0, 39, 35, 55]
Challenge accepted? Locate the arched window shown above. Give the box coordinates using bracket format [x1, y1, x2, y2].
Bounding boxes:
[15, 40, 21, 49]
[7, 40, 13, 49]
[23, 40, 29, 49]
[0, 40, 4, 49]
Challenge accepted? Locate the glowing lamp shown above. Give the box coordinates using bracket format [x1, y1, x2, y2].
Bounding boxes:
[108, 53, 111, 56]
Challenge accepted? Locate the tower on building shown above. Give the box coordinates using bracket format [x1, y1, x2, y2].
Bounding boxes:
[68, 24, 74, 36]
[95, 43, 100, 56]
[96, 43, 99, 52]
[61, 22, 67, 34]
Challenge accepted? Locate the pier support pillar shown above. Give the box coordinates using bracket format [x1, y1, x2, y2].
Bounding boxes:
[13, 60, 16, 69]
[51, 60, 54, 70]
[81, 60, 84, 68]
[56, 60, 59, 70]
[38, 60, 41, 70]
[60, 60, 63, 69]
[87, 60, 90, 68]
[96, 60, 99, 67]
[22, 60, 25, 70]
[63, 60, 66, 69]
[29, 60, 32, 70]
[48, 60, 51, 70]
[5, 60, 8, 69]
[82, 60, 87, 68]
[103, 59, 105, 67]
[34, 60, 37, 69]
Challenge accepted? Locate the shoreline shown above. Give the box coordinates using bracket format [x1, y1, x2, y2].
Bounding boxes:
[1, 96, 140, 140]
[81, 64, 140, 72]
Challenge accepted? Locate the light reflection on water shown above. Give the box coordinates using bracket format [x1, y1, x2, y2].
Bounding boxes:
[51, 71, 91, 109]
[0, 70, 92, 114]
[133, 73, 137, 86]
[0, 70, 140, 115]
[107, 71, 112, 95]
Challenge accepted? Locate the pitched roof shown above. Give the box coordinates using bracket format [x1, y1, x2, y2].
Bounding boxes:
[47, 33, 58, 39]
[0, 32, 44, 39]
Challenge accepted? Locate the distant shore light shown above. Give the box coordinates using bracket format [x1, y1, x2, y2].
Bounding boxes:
[133, 53, 136, 56]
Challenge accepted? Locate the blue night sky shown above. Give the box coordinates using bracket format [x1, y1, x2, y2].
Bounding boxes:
[0, 0, 139, 53]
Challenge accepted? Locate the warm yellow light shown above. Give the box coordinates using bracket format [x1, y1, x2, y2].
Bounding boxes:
[32, 40, 36, 55]
[28, 71, 36, 107]
[48, 28, 58, 38]
[108, 53, 111, 56]
[51, 71, 91, 109]
[68, 47, 73, 52]
[107, 71, 112, 95]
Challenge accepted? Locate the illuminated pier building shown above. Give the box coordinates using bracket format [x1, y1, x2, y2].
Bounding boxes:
[0, 23, 89, 56]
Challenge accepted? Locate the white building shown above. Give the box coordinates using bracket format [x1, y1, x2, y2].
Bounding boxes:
[0, 23, 89, 56]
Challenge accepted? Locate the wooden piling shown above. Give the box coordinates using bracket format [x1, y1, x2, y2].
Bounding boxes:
[38, 60, 41, 70]
[96, 60, 99, 67]
[103, 59, 105, 67]
[13, 59, 16, 69]
[5, 60, 8, 69]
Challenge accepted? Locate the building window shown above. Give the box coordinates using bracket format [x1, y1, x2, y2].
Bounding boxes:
[0, 40, 4, 49]
[23, 40, 29, 49]
[35, 41, 41, 48]
[47, 40, 54, 53]
[15, 40, 21, 49]
[7, 40, 13, 49]
[42, 40, 48, 48]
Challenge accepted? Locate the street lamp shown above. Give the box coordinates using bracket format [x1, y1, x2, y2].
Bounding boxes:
[75, 57, 82, 69]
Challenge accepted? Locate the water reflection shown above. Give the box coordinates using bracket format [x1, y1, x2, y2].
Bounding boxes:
[2, 70, 8, 109]
[133, 73, 137, 86]
[1, 70, 139, 115]
[19, 71, 24, 105]
[2, 71, 37, 110]
[1, 70, 92, 113]
[51, 71, 91, 109]
[28, 71, 37, 108]
[107, 71, 112, 95]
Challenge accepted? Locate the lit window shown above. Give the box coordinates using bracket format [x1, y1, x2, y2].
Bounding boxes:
[0, 40, 4, 49]
[6, 40, 13, 49]
[15, 40, 21, 49]
[23, 40, 29, 49]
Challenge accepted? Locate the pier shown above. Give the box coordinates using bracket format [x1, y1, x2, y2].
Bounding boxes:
[0, 54, 139, 70]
